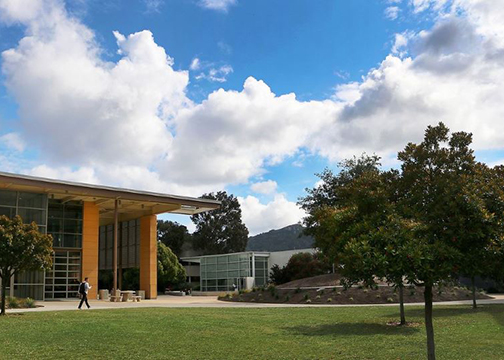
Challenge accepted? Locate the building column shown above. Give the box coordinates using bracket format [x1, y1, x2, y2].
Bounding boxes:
[140, 215, 157, 299]
[82, 202, 99, 299]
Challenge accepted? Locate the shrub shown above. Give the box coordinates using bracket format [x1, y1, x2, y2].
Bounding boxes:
[295, 287, 302, 294]
[349, 297, 354, 301]
[24, 298, 36, 308]
[363, 289, 368, 293]
[327, 298, 332, 303]
[337, 291, 342, 295]
[7, 297, 19, 309]
[315, 295, 321, 300]
[304, 294, 310, 301]
[275, 294, 280, 300]
[319, 290, 324, 295]
[285, 295, 291, 302]
[376, 294, 381, 299]
[387, 297, 394, 303]
[306, 299, 312, 304]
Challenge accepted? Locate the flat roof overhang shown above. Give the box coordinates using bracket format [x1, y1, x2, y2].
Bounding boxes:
[0, 171, 220, 226]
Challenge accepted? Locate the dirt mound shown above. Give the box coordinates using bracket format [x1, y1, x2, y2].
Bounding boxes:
[277, 273, 389, 289]
[220, 285, 492, 305]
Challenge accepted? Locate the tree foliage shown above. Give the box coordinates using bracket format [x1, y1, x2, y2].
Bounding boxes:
[0, 215, 53, 315]
[157, 220, 190, 258]
[299, 123, 504, 360]
[191, 191, 249, 255]
[269, 252, 332, 285]
[157, 242, 186, 291]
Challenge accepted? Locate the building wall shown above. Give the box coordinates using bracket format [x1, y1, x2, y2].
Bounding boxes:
[140, 215, 157, 299]
[81, 202, 99, 299]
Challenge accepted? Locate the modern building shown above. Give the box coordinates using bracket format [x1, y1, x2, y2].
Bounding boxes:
[181, 248, 315, 293]
[0, 172, 219, 300]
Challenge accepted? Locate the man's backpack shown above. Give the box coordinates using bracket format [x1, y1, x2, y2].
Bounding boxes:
[79, 282, 86, 295]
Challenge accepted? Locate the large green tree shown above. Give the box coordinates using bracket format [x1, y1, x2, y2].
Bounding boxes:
[191, 191, 249, 255]
[396, 123, 504, 360]
[157, 220, 190, 258]
[0, 215, 53, 315]
[301, 156, 413, 325]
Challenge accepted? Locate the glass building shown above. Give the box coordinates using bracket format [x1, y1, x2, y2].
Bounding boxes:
[0, 172, 220, 301]
[182, 252, 270, 292]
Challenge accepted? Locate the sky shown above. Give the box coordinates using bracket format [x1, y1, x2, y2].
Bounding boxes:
[0, 0, 504, 235]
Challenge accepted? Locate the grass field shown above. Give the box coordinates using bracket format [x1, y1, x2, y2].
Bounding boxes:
[1, 305, 503, 359]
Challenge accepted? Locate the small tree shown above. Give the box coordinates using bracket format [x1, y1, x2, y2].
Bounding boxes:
[0, 215, 53, 315]
[191, 191, 249, 255]
[157, 242, 186, 291]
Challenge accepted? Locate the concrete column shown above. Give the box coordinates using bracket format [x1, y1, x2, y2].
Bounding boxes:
[82, 202, 99, 299]
[140, 215, 157, 299]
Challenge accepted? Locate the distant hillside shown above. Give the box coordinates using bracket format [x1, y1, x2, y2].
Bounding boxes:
[246, 224, 314, 252]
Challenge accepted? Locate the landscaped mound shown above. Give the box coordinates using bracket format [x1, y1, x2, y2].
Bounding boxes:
[220, 280, 491, 305]
[4, 297, 38, 309]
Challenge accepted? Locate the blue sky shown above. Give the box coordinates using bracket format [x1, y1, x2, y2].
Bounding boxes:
[0, 0, 503, 234]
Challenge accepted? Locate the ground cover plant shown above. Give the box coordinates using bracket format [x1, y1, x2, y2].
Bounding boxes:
[1, 306, 503, 359]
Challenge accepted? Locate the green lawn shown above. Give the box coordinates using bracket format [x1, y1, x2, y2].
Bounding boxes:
[1, 305, 503, 359]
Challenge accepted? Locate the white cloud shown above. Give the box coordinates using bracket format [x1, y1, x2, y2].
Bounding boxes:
[0, 132, 25, 152]
[217, 41, 232, 54]
[198, 0, 236, 12]
[250, 180, 277, 195]
[196, 64, 233, 83]
[385, 6, 400, 20]
[189, 57, 201, 71]
[238, 194, 305, 235]
[143, 0, 163, 13]
[1, 0, 189, 167]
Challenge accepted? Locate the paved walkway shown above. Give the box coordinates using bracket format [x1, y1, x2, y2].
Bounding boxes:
[7, 294, 504, 313]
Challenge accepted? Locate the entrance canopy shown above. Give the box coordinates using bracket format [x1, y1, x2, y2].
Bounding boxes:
[0, 171, 220, 225]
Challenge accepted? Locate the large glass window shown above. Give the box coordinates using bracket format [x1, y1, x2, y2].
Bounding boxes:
[0, 190, 48, 233]
[44, 250, 81, 299]
[200, 253, 258, 291]
[98, 219, 140, 270]
[48, 200, 83, 248]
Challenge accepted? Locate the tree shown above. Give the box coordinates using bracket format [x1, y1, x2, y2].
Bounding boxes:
[157, 220, 190, 258]
[157, 242, 186, 291]
[0, 215, 53, 315]
[301, 156, 413, 325]
[270, 252, 332, 285]
[191, 191, 249, 255]
[396, 123, 500, 360]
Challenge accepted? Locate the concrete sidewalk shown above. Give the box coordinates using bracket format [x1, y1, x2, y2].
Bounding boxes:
[7, 294, 504, 313]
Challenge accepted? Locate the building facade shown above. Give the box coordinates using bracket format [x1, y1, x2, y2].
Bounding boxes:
[0, 172, 219, 300]
[181, 248, 315, 292]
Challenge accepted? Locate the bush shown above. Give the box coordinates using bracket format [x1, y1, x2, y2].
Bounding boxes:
[7, 297, 19, 309]
[304, 294, 310, 301]
[306, 299, 312, 304]
[387, 297, 394, 303]
[349, 297, 354, 301]
[315, 295, 321, 300]
[295, 287, 302, 294]
[362, 289, 368, 293]
[285, 295, 290, 302]
[327, 298, 333, 303]
[24, 298, 36, 308]
[376, 294, 381, 299]
[337, 291, 342, 295]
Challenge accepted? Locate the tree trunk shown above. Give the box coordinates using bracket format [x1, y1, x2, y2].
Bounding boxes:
[1, 276, 7, 316]
[399, 284, 406, 325]
[424, 285, 436, 360]
[471, 276, 477, 309]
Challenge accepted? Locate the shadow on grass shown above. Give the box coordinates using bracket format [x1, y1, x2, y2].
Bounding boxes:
[286, 322, 420, 337]
[382, 304, 504, 328]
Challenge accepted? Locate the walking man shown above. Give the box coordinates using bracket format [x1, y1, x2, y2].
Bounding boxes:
[78, 277, 92, 310]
